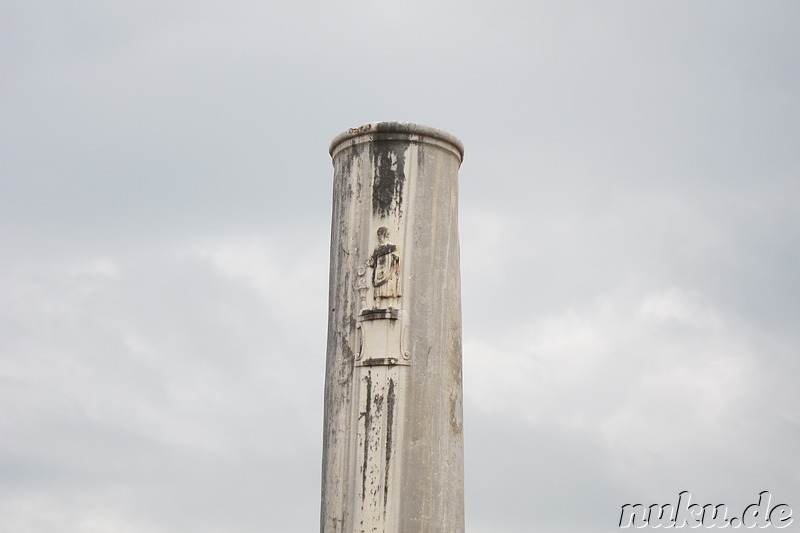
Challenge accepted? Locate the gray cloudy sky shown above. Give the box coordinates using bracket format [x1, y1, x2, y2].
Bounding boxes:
[1, 1, 798, 531]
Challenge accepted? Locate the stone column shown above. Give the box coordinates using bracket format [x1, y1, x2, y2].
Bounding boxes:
[321, 122, 465, 533]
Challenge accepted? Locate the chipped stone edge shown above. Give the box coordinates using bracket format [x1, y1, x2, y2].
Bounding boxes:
[329, 121, 465, 164]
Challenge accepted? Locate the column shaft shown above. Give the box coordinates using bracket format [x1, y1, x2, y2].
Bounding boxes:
[321, 122, 465, 533]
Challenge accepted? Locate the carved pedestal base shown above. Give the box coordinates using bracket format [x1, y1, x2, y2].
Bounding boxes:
[356, 308, 409, 367]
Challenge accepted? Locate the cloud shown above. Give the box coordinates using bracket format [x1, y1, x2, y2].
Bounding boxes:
[464, 286, 758, 473]
[0, 240, 325, 532]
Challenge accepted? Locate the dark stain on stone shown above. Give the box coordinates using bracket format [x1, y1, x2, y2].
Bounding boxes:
[338, 144, 359, 184]
[331, 327, 352, 391]
[450, 391, 463, 436]
[370, 141, 406, 218]
[361, 373, 372, 503]
[417, 142, 426, 170]
[383, 378, 395, 513]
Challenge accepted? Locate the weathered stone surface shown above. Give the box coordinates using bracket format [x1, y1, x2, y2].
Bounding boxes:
[321, 122, 465, 533]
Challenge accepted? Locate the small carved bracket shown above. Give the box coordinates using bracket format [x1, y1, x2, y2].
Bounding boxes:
[360, 308, 399, 321]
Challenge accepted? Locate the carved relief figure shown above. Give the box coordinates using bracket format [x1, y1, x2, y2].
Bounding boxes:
[367, 227, 401, 309]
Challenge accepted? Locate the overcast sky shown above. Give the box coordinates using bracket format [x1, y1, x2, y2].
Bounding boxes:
[1, 1, 798, 532]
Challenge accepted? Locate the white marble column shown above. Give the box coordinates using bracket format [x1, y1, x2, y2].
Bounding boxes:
[321, 122, 465, 533]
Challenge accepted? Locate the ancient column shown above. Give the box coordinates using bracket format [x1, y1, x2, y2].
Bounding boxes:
[321, 122, 465, 533]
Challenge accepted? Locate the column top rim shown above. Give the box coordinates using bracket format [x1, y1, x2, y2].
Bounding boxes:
[329, 122, 464, 162]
